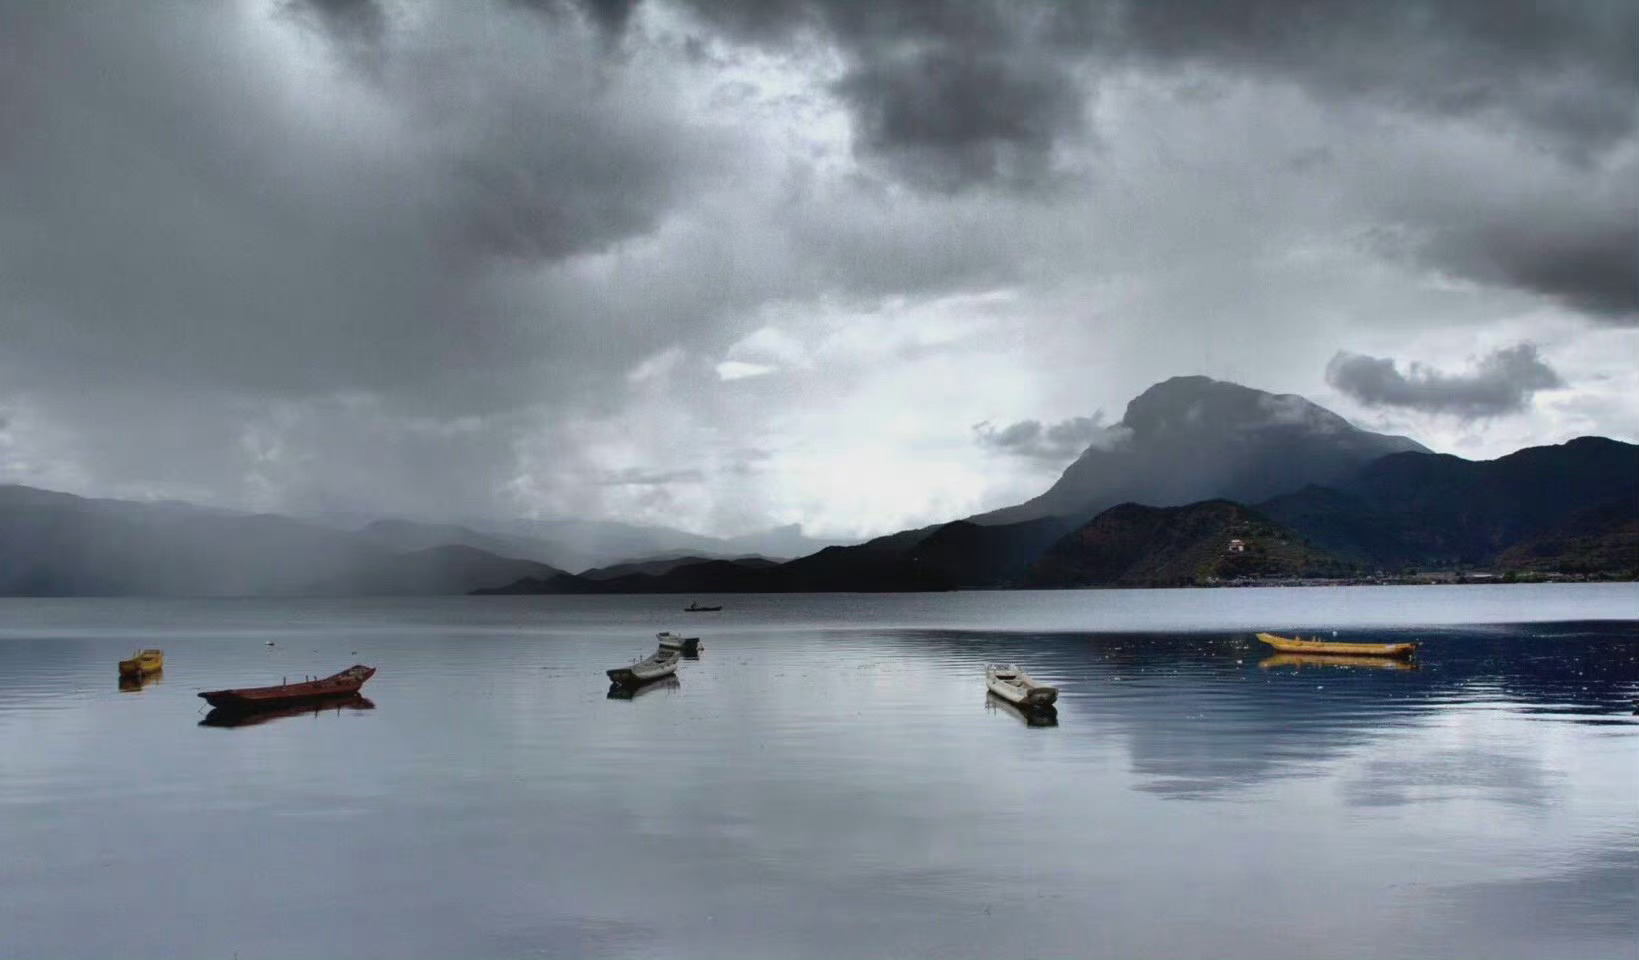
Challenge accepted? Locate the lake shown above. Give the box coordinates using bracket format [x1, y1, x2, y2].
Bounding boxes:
[2, 584, 1636, 959]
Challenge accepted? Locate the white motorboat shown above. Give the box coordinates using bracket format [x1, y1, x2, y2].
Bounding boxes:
[985, 664, 1058, 707]
[607, 648, 682, 686]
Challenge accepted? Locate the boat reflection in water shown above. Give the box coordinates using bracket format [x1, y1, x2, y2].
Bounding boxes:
[119, 669, 163, 692]
[607, 676, 681, 700]
[1259, 653, 1417, 672]
[986, 693, 1058, 727]
[199, 693, 376, 728]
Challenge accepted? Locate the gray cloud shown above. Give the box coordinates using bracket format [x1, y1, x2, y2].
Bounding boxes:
[975, 414, 1111, 464]
[673, 0, 1635, 188]
[0, 0, 1632, 535]
[595, 468, 707, 486]
[1421, 204, 1638, 323]
[1325, 344, 1565, 419]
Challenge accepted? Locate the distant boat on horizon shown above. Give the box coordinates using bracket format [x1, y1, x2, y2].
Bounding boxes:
[684, 602, 722, 612]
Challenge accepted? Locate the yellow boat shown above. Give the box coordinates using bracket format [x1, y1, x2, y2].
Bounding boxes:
[1256, 632, 1416, 659]
[1259, 653, 1415, 672]
[118, 649, 165, 676]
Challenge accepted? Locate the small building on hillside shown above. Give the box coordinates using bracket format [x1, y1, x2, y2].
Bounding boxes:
[1227, 539, 1246, 554]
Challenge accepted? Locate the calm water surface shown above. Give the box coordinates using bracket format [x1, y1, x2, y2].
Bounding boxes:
[2, 585, 1636, 959]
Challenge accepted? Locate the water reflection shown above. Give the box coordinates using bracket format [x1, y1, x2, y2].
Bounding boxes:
[0, 597, 1633, 960]
[1259, 653, 1416, 671]
[198, 693, 376, 728]
[117, 668, 163, 692]
[890, 625, 1639, 800]
[985, 693, 1058, 726]
[606, 676, 681, 700]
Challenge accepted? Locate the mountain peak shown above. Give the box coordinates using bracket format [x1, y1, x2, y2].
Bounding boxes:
[973, 377, 1429, 526]
[1121, 376, 1361, 440]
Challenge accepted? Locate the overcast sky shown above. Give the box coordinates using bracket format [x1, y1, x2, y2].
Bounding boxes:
[0, 0, 1634, 538]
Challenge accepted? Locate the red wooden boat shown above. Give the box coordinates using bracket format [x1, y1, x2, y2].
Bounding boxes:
[198, 665, 376, 710]
[200, 694, 375, 727]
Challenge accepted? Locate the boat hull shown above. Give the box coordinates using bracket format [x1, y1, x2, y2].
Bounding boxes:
[656, 633, 700, 653]
[1256, 632, 1416, 659]
[607, 676, 681, 700]
[119, 650, 165, 676]
[198, 665, 376, 710]
[987, 693, 1059, 726]
[985, 667, 1058, 706]
[1260, 653, 1416, 671]
[606, 652, 681, 686]
[201, 694, 375, 728]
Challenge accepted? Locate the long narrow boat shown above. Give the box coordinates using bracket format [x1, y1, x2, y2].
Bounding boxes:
[656, 631, 701, 653]
[985, 664, 1058, 706]
[118, 649, 165, 676]
[198, 664, 376, 710]
[1259, 653, 1416, 672]
[606, 649, 681, 686]
[200, 694, 376, 728]
[1256, 632, 1416, 659]
[607, 676, 681, 700]
[684, 602, 722, 612]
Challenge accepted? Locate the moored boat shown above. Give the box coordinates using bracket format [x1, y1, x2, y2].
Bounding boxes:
[684, 602, 722, 612]
[985, 664, 1058, 707]
[607, 675, 681, 700]
[656, 631, 700, 653]
[198, 664, 376, 710]
[606, 648, 681, 686]
[986, 693, 1058, 726]
[200, 694, 375, 728]
[119, 669, 163, 692]
[1256, 632, 1417, 659]
[1259, 653, 1416, 672]
[118, 649, 165, 676]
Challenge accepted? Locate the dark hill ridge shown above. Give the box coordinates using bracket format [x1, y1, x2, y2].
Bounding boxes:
[1028, 500, 1354, 587]
[974, 376, 1427, 526]
[1260, 436, 1639, 569]
[581, 554, 780, 581]
[1494, 499, 1639, 575]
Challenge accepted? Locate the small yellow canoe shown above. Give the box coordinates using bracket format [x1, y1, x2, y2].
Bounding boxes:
[118, 649, 165, 676]
[1256, 632, 1416, 659]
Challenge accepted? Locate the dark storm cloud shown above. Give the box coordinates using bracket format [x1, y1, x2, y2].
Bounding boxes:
[1422, 210, 1639, 323]
[506, 0, 641, 38]
[1087, 0, 1637, 157]
[0, 2, 716, 412]
[974, 415, 1107, 464]
[836, 45, 1081, 190]
[1325, 344, 1564, 419]
[669, 0, 1635, 188]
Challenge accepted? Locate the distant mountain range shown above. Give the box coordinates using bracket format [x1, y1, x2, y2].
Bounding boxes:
[484, 378, 1638, 594]
[0, 488, 830, 596]
[3, 376, 1634, 596]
